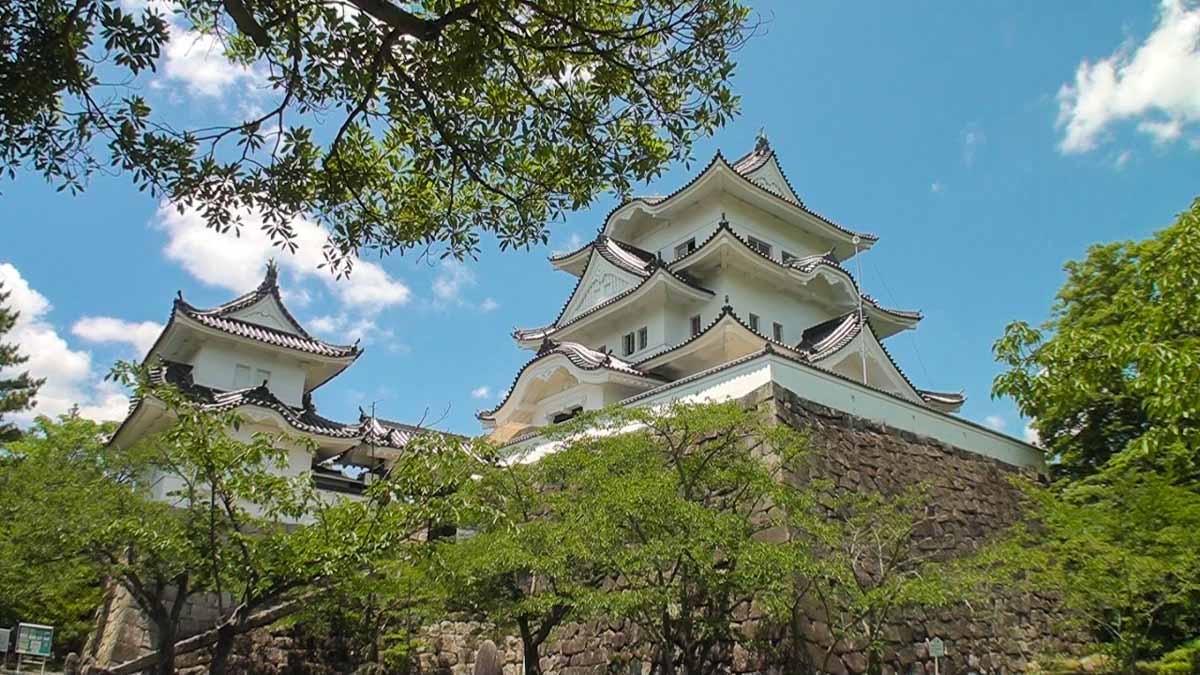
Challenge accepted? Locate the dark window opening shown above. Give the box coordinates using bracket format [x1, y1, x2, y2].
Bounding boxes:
[773, 322, 784, 342]
[749, 313, 760, 332]
[637, 327, 648, 350]
[551, 406, 584, 424]
[622, 332, 636, 356]
[690, 315, 702, 336]
[674, 238, 697, 260]
[747, 236, 772, 257]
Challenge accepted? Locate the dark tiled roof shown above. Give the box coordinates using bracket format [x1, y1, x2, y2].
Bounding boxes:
[133, 361, 444, 448]
[599, 145, 879, 244]
[478, 340, 664, 421]
[176, 302, 361, 358]
[797, 313, 862, 359]
[171, 262, 361, 360]
[516, 252, 713, 344]
[669, 220, 921, 325]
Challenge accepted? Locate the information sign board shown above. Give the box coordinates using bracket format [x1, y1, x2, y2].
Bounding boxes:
[928, 637, 946, 658]
[15, 624, 53, 658]
[0, 627, 10, 653]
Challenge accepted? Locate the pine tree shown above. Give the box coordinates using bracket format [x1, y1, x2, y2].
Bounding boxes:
[0, 283, 43, 441]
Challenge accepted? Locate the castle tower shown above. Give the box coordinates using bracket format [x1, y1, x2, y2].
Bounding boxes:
[481, 138, 1039, 469]
[109, 262, 448, 500]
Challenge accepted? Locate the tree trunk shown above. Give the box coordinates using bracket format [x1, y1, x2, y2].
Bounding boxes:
[207, 623, 236, 675]
[151, 618, 177, 675]
[516, 618, 541, 675]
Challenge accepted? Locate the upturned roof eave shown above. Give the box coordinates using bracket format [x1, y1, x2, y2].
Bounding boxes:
[599, 152, 878, 254]
[667, 221, 921, 334]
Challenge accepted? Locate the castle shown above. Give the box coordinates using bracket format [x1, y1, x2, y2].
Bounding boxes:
[95, 136, 1062, 674]
[481, 136, 1040, 470]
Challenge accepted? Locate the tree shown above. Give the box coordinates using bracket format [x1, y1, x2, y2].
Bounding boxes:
[0, 282, 43, 441]
[2, 0, 751, 266]
[428, 436, 611, 675]
[99, 363, 454, 675]
[792, 485, 1002, 675]
[0, 414, 115, 656]
[554, 401, 814, 675]
[992, 197, 1200, 483]
[1011, 473, 1200, 673]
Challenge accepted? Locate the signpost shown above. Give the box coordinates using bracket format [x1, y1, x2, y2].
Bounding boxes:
[926, 637, 946, 675]
[15, 623, 53, 674]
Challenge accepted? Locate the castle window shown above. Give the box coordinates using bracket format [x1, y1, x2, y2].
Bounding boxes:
[773, 322, 784, 341]
[673, 238, 696, 260]
[551, 406, 584, 424]
[747, 236, 772, 257]
[782, 251, 797, 265]
[255, 368, 271, 386]
[637, 327, 648, 350]
[233, 364, 253, 389]
[749, 313, 760, 332]
[622, 332, 636, 356]
[690, 315, 702, 336]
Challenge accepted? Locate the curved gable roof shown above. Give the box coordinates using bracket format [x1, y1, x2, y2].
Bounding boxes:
[668, 220, 921, 335]
[148, 262, 362, 363]
[478, 340, 665, 421]
[600, 147, 878, 259]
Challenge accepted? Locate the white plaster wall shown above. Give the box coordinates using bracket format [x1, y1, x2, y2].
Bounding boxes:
[564, 304, 671, 361]
[191, 341, 308, 406]
[627, 193, 837, 265]
[625, 356, 1043, 469]
[698, 272, 835, 344]
[574, 268, 837, 367]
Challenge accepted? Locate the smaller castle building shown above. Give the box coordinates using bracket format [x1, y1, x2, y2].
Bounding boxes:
[109, 263, 444, 501]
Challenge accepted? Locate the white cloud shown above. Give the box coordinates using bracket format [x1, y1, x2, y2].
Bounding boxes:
[1057, 0, 1200, 153]
[1023, 423, 1041, 446]
[471, 386, 492, 400]
[162, 26, 264, 97]
[1114, 149, 1133, 169]
[432, 261, 476, 308]
[0, 264, 130, 424]
[984, 415, 1007, 432]
[154, 203, 410, 313]
[480, 297, 500, 312]
[1137, 117, 1185, 144]
[72, 316, 163, 357]
[552, 233, 585, 256]
[306, 313, 388, 345]
[962, 125, 986, 166]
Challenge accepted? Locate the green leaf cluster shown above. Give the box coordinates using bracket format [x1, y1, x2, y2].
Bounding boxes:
[992, 197, 1200, 483]
[1, 0, 752, 265]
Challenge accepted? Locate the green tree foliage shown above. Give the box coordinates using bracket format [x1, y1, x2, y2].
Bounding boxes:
[793, 485, 1004, 675]
[544, 402, 814, 675]
[993, 196, 1200, 670]
[992, 197, 1200, 483]
[1012, 474, 1200, 673]
[424, 402, 1011, 675]
[0, 282, 43, 441]
[428, 434, 615, 675]
[0, 414, 117, 656]
[107, 363, 459, 675]
[1, 0, 751, 265]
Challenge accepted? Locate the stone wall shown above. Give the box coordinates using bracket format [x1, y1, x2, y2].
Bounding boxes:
[87, 383, 1080, 675]
[413, 384, 1082, 675]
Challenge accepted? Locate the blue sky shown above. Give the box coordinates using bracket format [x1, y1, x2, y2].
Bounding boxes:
[2, 0, 1199, 439]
